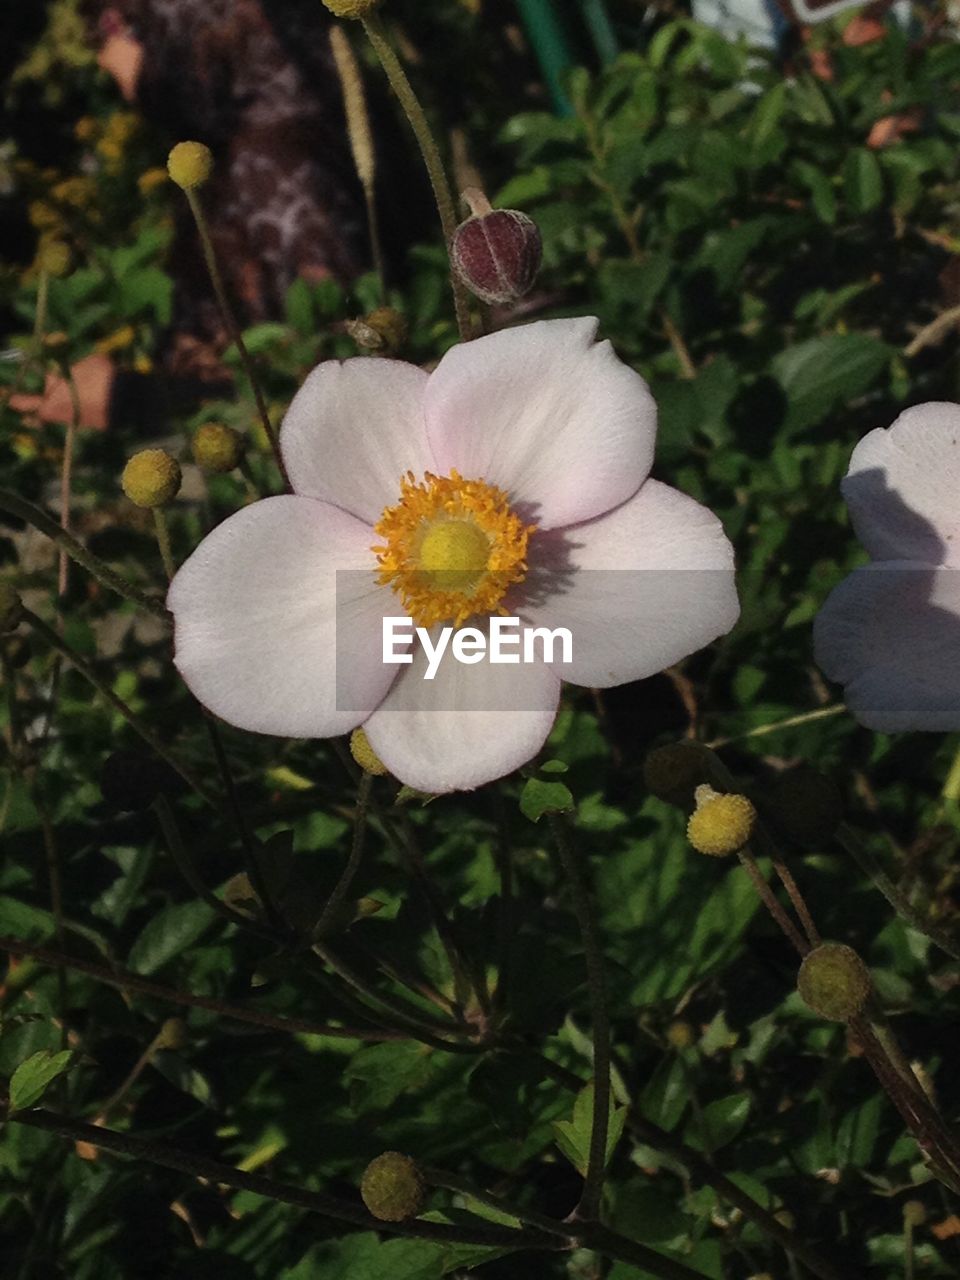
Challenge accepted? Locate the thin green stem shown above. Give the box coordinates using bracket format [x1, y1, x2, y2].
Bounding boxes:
[22, 607, 214, 806]
[184, 188, 289, 488]
[0, 934, 398, 1041]
[152, 508, 176, 581]
[836, 823, 960, 961]
[706, 703, 844, 749]
[548, 813, 610, 1221]
[316, 770, 374, 937]
[0, 490, 168, 620]
[8, 1109, 557, 1252]
[360, 13, 473, 339]
[736, 845, 810, 956]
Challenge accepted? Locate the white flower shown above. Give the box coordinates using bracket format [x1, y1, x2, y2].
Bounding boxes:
[168, 317, 739, 792]
[814, 402, 960, 731]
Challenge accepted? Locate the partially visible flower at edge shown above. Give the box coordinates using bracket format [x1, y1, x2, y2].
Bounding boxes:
[814, 402, 960, 731]
[167, 317, 739, 793]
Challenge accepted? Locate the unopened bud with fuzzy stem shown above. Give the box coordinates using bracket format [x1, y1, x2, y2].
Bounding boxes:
[768, 766, 843, 846]
[451, 188, 542, 306]
[350, 727, 389, 776]
[322, 0, 380, 17]
[902, 1200, 926, 1227]
[644, 741, 712, 807]
[360, 1152, 425, 1221]
[0, 581, 24, 633]
[156, 1017, 188, 1050]
[167, 141, 213, 191]
[687, 786, 756, 857]
[122, 449, 181, 508]
[192, 423, 244, 473]
[797, 943, 871, 1021]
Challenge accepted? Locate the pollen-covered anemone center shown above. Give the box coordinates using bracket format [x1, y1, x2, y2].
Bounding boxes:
[373, 470, 535, 628]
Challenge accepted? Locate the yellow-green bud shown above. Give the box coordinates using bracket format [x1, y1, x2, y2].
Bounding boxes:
[666, 1020, 694, 1050]
[156, 1017, 188, 1050]
[121, 449, 181, 508]
[167, 141, 213, 190]
[0, 581, 23, 633]
[322, 0, 380, 16]
[360, 1152, 425, 1222]
[350, 727, 389, 776]
[768, 766, 843, 846]
[37, 240, 71, 277]
[797, 943, 871, 1022]
[687, 787, 756, 857]
[643, 741, 711, 806]
[902, 1200, 926, 1227]
[192, 422, 244, 473]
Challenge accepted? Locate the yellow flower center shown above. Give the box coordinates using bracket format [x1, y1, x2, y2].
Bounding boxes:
[373, 470, 535, 628]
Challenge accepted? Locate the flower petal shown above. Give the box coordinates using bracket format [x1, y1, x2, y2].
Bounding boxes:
[425, 317, 657, 529]
[280, 357, 434, 523]
[813, 561, 960, 731]
[843, 402, 960, 564]
[362, 623, 561, 793]
[517, 479, 739, 687]
[168, 495, 397, 737]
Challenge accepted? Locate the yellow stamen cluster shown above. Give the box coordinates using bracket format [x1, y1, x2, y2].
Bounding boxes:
[373, 470, 534, 628]
[167, 141, 212, 191]
[687, 786, 756, 857]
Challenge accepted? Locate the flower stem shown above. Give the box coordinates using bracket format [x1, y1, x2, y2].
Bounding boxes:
[316, 770, 374, 937]
[152, 507, 176, 580]
[22, 606, 214, 806]
[548, 813, 610, 1221]
[736, 845, 810, 956]
[836, 823, 960, 961]
[183, 188, 289, 488]
[360, 13, 473, 340]
[0, 490, 168, 620]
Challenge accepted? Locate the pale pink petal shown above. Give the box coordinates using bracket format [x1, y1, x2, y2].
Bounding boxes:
[813, 562, 960, 731]
[362, 623, 561, 793]
[515, 479, 739, 687]
[280, 358, 434, 523]
[843, 403, 960, 565]
[168, 496, 397, 738]
[425, 317, 656, 530]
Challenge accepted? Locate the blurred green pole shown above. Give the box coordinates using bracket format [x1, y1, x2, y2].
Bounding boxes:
[576, 0, 619, 64]
[515, 0, 576, 116]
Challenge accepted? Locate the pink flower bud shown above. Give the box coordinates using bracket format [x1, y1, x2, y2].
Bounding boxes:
[451, 189, 542, 306]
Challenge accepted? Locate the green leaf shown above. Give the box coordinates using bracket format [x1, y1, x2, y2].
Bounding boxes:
[684, 1092, 752, 1154]
[772, 333, 890, 433]
[639, 1055, 689, 1132]
[284, 278, 315, 335]
[9, 1049, 74, 1111]
[519, 775, 574, 822]
[552, 1081, 627, 1176]
[844, 148, 883, 215]
[127, 901, 216, 975]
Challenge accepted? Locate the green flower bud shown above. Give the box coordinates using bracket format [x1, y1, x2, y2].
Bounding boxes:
[167, 141, 213, 191]
[902, 1200, 926, 1227]
[349, 727, 389, 777]
[687, 787, 756, 857]
[122, 449, 181, 508]
[643, 741, 712, 806]
[360, 1152, 425, 1222]
[192, 422, 244, 473]
[797, 943, 871, 1022]
[768, 766, 843, 846]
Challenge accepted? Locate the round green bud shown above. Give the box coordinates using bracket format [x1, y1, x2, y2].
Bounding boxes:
[122, 449, 181, 508]
[350, 727, 389, 777]
[643, 741, 712, 806]
[902, 1200, 926, 1227]
[157, 1017, 188, 1050]
[360, 1152, 425, 1222]
[37, 240, 72, 277]
[192, 422, 244, 473]
[687, 789, 756, 857]
[322, 0, 381, 18]
[797, 943, 871, 1022]
[768, 766, 843, 846]
[0, 581, 24, 634]
[666, 1020, 694, 1050]
[166, 141, 213, 191]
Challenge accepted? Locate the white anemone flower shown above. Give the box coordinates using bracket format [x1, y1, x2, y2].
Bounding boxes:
[168, 317, 739, 792]
[814, 402, 960, 731]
